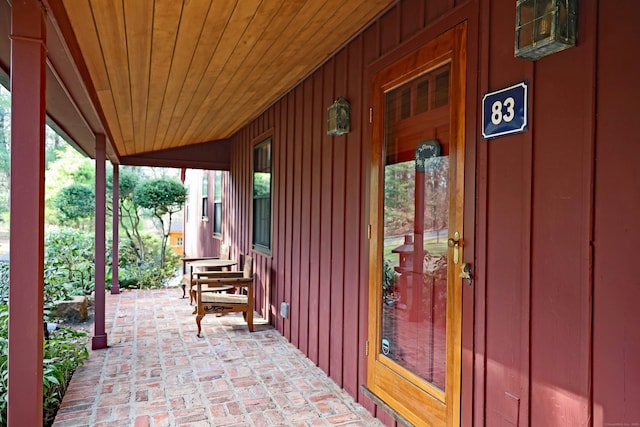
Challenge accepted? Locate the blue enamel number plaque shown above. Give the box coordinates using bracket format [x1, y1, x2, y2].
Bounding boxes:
[482, 81, 528, 139]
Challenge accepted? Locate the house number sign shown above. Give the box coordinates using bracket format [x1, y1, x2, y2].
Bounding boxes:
[482, 81, 528, 139]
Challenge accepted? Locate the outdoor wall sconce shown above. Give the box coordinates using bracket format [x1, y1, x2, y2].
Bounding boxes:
[327, 97, 350, 136]
[515, 0, 577, 60]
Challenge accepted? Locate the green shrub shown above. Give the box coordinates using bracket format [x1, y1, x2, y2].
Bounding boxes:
[44, 227, 97, 306]
[0, 305, 89, 426]
[117, 232, 178, 289]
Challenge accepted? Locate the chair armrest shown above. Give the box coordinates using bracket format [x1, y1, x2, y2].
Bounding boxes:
[193, 276, 253, 289]
[194, 271, 243, 278]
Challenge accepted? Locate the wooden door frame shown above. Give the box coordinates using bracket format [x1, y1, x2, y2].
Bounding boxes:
[367, 22, 467, 426]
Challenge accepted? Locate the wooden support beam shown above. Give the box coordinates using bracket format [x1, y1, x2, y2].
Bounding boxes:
[111, 164, 120, 294]
[92, 134, 108, 349]
[8, 1, 46, 424]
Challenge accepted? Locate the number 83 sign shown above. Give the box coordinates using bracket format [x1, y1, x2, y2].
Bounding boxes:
[482, 81, 528, 139]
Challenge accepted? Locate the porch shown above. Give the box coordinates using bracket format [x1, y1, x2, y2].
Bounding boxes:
[52, 288, 382, 427]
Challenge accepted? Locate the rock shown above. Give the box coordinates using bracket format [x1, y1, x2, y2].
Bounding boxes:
[51, 296, 89, 322]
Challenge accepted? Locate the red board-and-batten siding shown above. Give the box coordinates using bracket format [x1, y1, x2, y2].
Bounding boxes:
[215, 1, 640, 427]
[224, 1, 470, 425]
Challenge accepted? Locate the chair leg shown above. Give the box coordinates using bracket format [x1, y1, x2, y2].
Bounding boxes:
[181, 283, 186, 298]
[195, 313, 205, 337]
[246, 309, 254, 332]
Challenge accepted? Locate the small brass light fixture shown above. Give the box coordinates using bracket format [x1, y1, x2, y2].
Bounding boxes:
[515, 0, 577, 60]
[327, 97, 350, 136]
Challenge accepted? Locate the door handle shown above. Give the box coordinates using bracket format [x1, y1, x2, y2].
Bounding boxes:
[447, 231, 461, 264]
[460, 262, 472, 285]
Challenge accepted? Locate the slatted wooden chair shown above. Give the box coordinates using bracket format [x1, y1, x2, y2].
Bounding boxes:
[186, 243, 231, 304]
[192, 255, 254, 336]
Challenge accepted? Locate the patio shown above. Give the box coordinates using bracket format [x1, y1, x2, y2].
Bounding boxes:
[52, 288, 383, 427]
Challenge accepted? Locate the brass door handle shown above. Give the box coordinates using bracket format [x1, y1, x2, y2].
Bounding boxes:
[460, 262, 472, 285]
[447, 231, 461, 264]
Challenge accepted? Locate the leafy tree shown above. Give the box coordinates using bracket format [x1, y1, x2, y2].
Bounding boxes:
[52, 184, 95, 229]
[108, 167, 146, 263]
[133, 178, 186, 268]
[45, 144, 93, 224]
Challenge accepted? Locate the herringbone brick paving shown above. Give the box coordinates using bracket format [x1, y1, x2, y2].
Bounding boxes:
[52, 288, 383, 427]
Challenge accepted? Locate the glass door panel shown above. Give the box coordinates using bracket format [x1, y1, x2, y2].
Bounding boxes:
[381, 64, 450, 391]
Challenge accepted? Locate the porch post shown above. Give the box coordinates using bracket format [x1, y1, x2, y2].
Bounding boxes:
[8, 0, 46, 424]
[93, 134, 108, 349]
[111, 164, 120, 294]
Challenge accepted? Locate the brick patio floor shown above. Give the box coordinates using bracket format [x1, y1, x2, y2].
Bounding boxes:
[52, 288, 383, 427]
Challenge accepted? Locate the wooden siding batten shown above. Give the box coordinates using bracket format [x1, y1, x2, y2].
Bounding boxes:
[529, 4, 594, 423]
[276, 97, 287, 333]
[307, 70, 324, 365]
[329, 47, 348, 387]
[474, 0, 491, 424]
[284, 91, 295, 341]
[483, 3, 533, 424]
[593, 3, 640, 425]
[460, 5, 480, 427]
[267, 107, 276, 321]
[379, 5, 399, 56]
[299, 77, 313, 356]
[343, 36, 364, 399]
[318, 57, 335, 374]
[399, 0, 427, 42]
[291, 84, 303, 348]
[273, 99, 283, 331]
[8, 1, 46, 423]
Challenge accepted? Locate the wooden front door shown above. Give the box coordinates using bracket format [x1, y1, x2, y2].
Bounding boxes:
[368, 24, 466, 426]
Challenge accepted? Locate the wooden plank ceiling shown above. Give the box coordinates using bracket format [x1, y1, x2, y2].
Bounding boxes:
[59, 0, 395, 158]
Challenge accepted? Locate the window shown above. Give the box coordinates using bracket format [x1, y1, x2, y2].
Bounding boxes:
[252, 137, 272, 252]
[213, 171, 223, 236]
[201, 171, 209, 220]
[177, 237, 183, 246]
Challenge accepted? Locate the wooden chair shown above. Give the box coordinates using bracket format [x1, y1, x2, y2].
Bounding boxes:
[179, 256, 217, 298]
[192, 255, 254, 336]
[185, 243, 231, 303]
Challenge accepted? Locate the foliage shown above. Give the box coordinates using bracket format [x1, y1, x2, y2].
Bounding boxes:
[133, 178, 186, 268]
[44, 227, 96, 307]
[45, 144, 93, 225]
[133, 178, 186, 216]
[117, 232, 179, 289]
[0, 304, 89, 427]
[0, 87, 10, 222]
[253, 172, 271, 198]
[384, 158, 449, 237]
[383, 259, 398, 304]
[109, 168, 146, 263]
[0, 263, 7, 305]
[42, 327, 89, 426]
[52, 184, 95, 229]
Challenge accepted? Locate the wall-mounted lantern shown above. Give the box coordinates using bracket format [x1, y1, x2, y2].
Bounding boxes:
[515, 0, 577, 60]
[327, 97, 350, 136]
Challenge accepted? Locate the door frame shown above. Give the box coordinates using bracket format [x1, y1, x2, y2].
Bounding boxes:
[367, 22, 467, 426]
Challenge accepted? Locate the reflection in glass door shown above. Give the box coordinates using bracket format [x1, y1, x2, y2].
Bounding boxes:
[381, 65, 450, 392]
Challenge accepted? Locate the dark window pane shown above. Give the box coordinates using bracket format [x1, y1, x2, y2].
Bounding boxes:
[253, 138, 272, 251]
[213, 203, 222, 235]
[416, 80, 429, 114]
[433, 71, 449, 108]
[401, 88, 411, 119]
